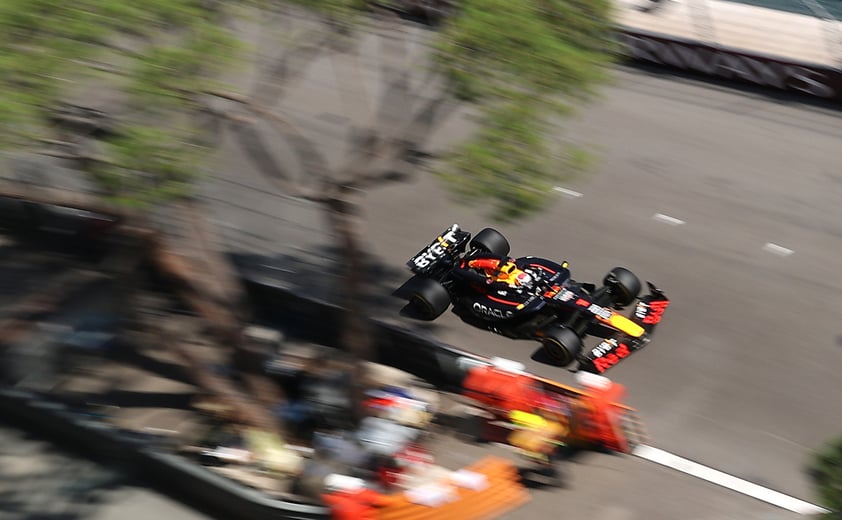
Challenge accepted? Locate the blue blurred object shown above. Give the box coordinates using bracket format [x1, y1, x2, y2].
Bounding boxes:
[58, 313, 121, 354]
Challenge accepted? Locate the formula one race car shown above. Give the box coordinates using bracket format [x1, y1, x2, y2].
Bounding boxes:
[393, 224, 670, 373]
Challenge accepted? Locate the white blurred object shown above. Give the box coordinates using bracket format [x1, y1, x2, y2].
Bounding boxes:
[450, 469, 488, 491]
[490, 357, 526, 373]
[405, 482, 459, 507]
[576, 371, 612, 390]
[324, 474, 366, 492]
[203, 447, 252, 464]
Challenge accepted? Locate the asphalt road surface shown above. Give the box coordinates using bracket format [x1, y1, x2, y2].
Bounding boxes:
[360, 67, 842, 519]
[0, 423, 212, 520]
[199, 51, 840, 518]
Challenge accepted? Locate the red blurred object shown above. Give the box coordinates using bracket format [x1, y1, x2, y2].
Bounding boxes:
[462, 364, 635, 453]
[323, 488, 387, 520]
[377, 443, 434, 489]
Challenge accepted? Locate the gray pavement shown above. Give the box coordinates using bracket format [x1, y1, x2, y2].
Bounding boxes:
[0, 424, 211, 520]
[364, 67, 842, 517]
[203, 60, 841, 518]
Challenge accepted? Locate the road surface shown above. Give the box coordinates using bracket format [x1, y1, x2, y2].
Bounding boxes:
[360, 66, 842, 518]
[0, 423, 212, 520]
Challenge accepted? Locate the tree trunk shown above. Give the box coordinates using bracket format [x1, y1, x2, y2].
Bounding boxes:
[324, 188, 380, 425]
[0, 180, 286, 436]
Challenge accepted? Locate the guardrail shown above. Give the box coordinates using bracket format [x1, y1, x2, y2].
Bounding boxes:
[239, 271, 486, 391]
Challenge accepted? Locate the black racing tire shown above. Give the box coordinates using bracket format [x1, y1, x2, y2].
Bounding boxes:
[540, 326, 583, 366]
[470, 228, 510, 257]
[602, 267, 641, 308]
[409, 278, 451, 321]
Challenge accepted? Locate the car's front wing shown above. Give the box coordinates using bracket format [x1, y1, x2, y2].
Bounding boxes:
[577, 282, 670, 374]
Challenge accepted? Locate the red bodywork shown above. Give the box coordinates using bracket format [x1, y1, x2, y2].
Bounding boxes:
[461, 364, 637, 453]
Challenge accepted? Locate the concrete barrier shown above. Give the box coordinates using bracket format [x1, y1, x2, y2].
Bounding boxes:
[613, 0, 842, 101]
[239, 272, 488, 391]
[618, 27, 842, 100]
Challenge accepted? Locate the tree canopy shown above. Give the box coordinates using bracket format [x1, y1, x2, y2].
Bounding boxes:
[812, 436, 842, 517]
[0, 0, 242, 206]
[432, 0, 614, 220]
[0, 0, 616, 218]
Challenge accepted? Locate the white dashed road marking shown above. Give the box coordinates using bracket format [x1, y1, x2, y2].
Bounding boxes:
[762, 243, 794, 256]
[553, 186, 583, 198]
[652, 213, 685, 226]
[632, 445, 829, 515]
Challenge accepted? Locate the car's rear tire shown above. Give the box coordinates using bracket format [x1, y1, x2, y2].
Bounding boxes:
[470, 228, 510, 257]
[540, 326, 583, 366]
[409, 278, 451, 321]
[602, 267, 641, 308]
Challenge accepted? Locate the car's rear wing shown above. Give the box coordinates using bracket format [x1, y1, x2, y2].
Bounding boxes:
[578, 282, 670, 374]
[405, 223, 471, 275]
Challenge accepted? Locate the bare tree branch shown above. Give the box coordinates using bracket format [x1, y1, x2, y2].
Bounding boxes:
[206, 89, 332, 190]
[0, 180, 132, 218]
[375, 12, 411, 135]
[250, 28, 335, 107]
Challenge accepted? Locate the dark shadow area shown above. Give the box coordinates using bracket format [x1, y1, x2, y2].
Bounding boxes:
[230, 247, 439, 325]
[517, 465, 567, 490]
[370, 1, 455, 27]
[530, 346, 567, 368]
[56, 390, 197, 411]
[0, 422, 135, 520]
[620, 60, 842, 112]
[0, 419, 232, 520]
[107, 348, 194, 386]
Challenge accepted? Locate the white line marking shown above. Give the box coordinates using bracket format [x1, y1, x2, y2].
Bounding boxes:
[763, 243, 794, 256]
[632, 445, 829, 515]
[553, 186, 583, 198]
[652, 213, 685, 226]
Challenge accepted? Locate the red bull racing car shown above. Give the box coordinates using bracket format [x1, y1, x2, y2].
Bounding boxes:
[393, 224, 670, 373]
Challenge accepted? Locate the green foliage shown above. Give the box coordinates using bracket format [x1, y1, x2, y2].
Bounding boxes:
[812, 436, 842, 516]
[434, 0, 614, 105]
[0, 0, 241, 205]
[432, 0, 614, 223]
[438, 100, 592, 221]
[93, 126, 207, 207]
[0, 0, 613, 219]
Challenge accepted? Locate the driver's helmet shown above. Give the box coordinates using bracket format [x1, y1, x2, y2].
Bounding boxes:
[495, 261, 533, 288]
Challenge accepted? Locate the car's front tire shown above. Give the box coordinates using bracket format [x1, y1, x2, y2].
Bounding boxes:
[602, 267, 641, 308]
[540, 326, 583, 366]
[408, 278, 451, 321]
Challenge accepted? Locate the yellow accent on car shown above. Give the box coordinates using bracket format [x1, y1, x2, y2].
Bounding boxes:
[510, 410, 547, 429]
[598, 313, 645, 338]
